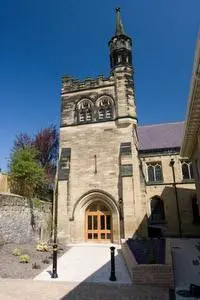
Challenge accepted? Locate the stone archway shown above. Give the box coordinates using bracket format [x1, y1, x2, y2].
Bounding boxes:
[72, 190, 120, 244]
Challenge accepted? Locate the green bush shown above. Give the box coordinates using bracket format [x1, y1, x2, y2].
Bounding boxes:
[33, 198, 42, 208]
[42, 258, 50, 264]
[19, 255, 30, 263]
[36, 241, 51, 252]
[149, 257, 157, 264]
[32, 262, 41, 269]
[12, 248, 21, 256]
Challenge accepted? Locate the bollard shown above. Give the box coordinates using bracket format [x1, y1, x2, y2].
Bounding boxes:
[109, 246, 117, 281]
[51, 243, 58, 278]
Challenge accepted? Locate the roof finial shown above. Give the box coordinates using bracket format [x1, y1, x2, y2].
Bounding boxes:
[115, 7, 125, 36]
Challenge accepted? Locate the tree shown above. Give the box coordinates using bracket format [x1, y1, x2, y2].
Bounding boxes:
[12, 125, 59, 183]
[13, 133, 33, 151]
[8, 147, 44, 198]
[34, 125, 59, 182]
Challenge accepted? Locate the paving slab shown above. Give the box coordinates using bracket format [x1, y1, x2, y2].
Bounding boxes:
[35, 243, 131, 284]
[0, 279, 169, 300]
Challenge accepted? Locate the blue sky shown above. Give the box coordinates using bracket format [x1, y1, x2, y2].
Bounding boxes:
[0, 0, 199, 171]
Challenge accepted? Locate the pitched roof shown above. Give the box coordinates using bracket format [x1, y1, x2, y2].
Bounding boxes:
[138, 122, 184, 151]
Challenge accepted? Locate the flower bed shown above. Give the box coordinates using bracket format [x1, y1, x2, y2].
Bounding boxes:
[122, 238, 174, 288]
[127, 238, 166, 264]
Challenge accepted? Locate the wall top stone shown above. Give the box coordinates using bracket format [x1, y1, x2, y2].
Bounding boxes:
[61, 75, 114, 94]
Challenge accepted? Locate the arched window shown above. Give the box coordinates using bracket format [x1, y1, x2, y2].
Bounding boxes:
[77, 99, 93, 123]
[150, 196, 165, 223]
[181, 161, 194, 180]
[147, 162, 163, 182]
[96, 96, 114, 121]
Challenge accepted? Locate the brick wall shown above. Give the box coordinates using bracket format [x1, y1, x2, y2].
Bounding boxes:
[121, 240, 174, 288]
[132, 265, 174, 288]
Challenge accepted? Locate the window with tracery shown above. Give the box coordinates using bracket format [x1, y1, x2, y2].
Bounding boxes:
[77, 99, 93, 123]
[96, 97, 113, 121]
[147, 162, 163, 182]
[181, 161, 194, 180]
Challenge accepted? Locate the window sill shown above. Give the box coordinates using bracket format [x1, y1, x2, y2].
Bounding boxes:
[182, 179, 195, 183]
[146, 181, 164, 186]
[148, 220, 166, 225]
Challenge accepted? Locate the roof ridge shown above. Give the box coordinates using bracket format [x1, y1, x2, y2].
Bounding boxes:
[138, 121, 184, 128]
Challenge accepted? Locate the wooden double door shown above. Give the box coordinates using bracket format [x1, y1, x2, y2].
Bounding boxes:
[85, 202, 112, 242]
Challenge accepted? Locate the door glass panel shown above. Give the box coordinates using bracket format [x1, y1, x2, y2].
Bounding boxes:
[93, 216, 98, 230]
[100, 215, 105, 229]
[106, 215, 111, 230]
[93, 233, 98, 239]
[101, 233, 105, 239]
[107, 233, 111, 240]
[88, 233, 92, 239]
[88, 216, 92, 230]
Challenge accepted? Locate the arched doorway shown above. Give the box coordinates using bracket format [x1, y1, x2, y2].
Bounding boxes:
[85, 202, 112, 242]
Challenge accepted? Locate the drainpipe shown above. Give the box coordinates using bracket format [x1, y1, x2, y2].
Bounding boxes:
[169, 158, 182, 237]
[118, 198, 125, 239]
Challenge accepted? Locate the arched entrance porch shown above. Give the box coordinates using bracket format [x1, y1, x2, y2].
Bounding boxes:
[72, 190, 120, 244]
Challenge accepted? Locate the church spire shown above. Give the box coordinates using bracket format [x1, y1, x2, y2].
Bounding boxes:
[109, 8, 132, 70]
[115, 8, 125, 36]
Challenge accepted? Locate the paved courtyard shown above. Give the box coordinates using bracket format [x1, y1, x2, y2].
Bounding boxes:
[171, 239, 200, 300]
[0, 279, 169, 300]
[0, 243, 170, 299]
[35, 243, 131, 284]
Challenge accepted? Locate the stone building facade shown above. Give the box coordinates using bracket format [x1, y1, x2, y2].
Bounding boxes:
[57, 9, 200, 244]
[181, 37, 200, 209]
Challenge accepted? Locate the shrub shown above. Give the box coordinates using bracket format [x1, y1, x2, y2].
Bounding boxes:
[12, 248, 21, 256]
[42, 258, 50, 264]
[19, 255, 30, 263]
[149, 256, 157, 264]
[32, 262, 41, 269]
[33, 198, 42, 208]
[36, 241, 50, 252]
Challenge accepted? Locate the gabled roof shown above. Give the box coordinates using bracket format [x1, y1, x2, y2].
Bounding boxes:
[138, 122, 184, 151]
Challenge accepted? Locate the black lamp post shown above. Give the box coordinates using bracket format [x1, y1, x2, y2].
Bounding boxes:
[51, 164, 59, 278]
[169, 158, 182, 237]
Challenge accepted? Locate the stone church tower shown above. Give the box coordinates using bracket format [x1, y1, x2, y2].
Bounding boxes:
[57, 8, 147, 244]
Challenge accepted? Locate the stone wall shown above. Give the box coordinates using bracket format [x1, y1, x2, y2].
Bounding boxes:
[0, 193, 52, 244]
[0, 173, 9, 193]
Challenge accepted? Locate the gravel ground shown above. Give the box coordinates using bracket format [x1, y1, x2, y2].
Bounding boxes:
[0, 242, 68, 279]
